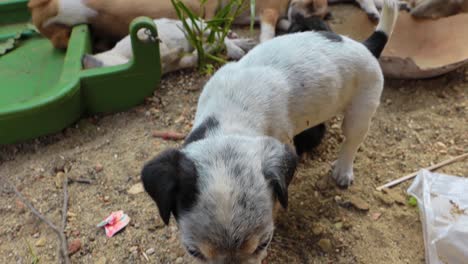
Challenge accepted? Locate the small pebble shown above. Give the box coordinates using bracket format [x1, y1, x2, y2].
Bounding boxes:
[312, 225, 323, 236]
[35, 237, 46, 247]
[95, 256, 107, 264]
[55, 172, 65, 189]
[372, 212, 382, 221]
[127, 183, 144, 195]
[318, 239, 333, 253]
[175, 257, 184, 264]
[94, 164, 104, 173]
[68, 239, 82, 255]
[146, 248, 155, 255]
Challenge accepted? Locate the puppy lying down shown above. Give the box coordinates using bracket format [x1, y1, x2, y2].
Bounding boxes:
[141, 0, 398, 263]
[82, 18, 256, 74]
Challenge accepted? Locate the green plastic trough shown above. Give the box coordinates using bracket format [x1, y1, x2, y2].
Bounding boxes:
[0, 0, 162, 144]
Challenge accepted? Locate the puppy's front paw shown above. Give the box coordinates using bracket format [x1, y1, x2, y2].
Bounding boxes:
[367, 12, 380, 22]
[331, 161, 354, 188]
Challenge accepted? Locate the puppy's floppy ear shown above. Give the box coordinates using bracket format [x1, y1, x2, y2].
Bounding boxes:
[262, 139, 299, 209]
[141, 149, 198, 225]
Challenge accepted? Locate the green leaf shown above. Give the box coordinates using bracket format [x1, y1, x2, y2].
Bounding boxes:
[407, 196, 418, 207]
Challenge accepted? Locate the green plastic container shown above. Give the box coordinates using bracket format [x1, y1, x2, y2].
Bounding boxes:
[0, 0, 161, 144]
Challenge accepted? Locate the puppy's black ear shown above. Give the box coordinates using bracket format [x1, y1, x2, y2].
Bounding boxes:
[262, 140, 299, 209]
[141, 149, 198, 225]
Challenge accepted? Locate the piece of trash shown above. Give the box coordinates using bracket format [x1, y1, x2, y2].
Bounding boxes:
[408, 169, 468, 264]
[97, 211, 130, 238]
[152, 130, 186, 141]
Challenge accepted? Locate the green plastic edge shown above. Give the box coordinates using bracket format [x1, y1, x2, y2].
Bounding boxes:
[0, 16, 161, 144]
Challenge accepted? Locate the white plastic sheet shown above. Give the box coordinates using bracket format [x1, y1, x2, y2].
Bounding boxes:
[407, 169, 468, 264]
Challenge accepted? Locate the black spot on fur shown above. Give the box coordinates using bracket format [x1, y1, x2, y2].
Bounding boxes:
[293, 123, 326, 156]
[362, 31, 388, 58]
[184, 116, 219, 146]
[318, 31, 342, 42]
[288, 13, 332, 33]
[141, 149, 198, 225]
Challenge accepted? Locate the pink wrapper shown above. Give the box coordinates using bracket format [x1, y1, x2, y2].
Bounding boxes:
[97, 210, 130, 237]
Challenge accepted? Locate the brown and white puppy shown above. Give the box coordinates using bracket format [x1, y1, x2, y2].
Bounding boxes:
[410, 0, 468, 19]
[28, 0, 296, 49]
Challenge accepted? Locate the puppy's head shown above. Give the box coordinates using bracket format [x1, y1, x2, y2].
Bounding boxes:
[28, 0, 71, 49]
[288, 0, 328, 21]
[141, 136, 298, 263]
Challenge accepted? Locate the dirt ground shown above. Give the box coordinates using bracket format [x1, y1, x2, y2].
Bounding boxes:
[1, 7, 467, 264]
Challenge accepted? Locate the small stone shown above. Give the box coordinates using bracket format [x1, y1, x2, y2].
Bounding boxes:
[435, 141, 447, 149]
[348, 196, 370, 211]
[371, 212, 382, 221]
[334, 222, 343, 230]
[35, 237, 46, 247]
[175, 257, 184, 264]
[127, 183, 144, 195]
[334, 196, 342, 202]
[68, 239, 81, 255]
[95, 256, 107, 264]
[15, 199, 25, 214]
[55, 172, 65, 189]
[318, 239, 333, 253]
[146, 248, 155, 255]
[33, 233, 40, 238]
[312, 225, 323, 236]
[103, 196, 110, 202]
[129, 246, 138, 253]
[94, 164, 103, 173]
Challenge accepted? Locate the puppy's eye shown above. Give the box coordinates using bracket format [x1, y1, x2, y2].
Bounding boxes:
[254, 240, 270, 254]
[187, 248, 205, 260]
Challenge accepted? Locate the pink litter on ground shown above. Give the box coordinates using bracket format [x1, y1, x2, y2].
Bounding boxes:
[97, 210, 130, 237]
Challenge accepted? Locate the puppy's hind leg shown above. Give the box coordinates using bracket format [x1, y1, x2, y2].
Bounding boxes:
[332, 92, 380, 188]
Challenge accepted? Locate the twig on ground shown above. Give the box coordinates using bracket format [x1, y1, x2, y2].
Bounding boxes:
[152, 131, 186, 141]
[376, 152, 468, 191]
[6, 181, 71, 264]
[68, 177, 93, 184]
[59, 174, 69, 263]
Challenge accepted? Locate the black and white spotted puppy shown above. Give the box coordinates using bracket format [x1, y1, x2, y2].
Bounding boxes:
[141, 0, 398, 263]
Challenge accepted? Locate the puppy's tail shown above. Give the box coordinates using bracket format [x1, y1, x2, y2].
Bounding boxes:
[362, 0, 398, 58]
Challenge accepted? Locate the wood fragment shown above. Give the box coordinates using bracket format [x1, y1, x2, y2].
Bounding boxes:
[377, 152, 468, 191]
[152, 131, 186, 141]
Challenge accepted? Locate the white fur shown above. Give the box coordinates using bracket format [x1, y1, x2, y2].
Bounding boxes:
[44, 0, 97, 27]
[377, 0, 398, 35]
[259, 22, 276, 43]
[84, 18, 256, 74]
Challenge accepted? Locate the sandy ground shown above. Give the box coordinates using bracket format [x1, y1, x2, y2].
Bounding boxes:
[1, 5, 467, 264]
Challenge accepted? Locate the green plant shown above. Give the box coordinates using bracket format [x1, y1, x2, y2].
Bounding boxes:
[24, 239, 40, 264]
[171, 0, 250, 73]
[407, 196, 418, 207]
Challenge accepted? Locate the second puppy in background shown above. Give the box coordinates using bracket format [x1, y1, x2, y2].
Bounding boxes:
[82, 18, 256, 74]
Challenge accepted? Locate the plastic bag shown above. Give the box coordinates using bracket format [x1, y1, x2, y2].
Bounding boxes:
[407, 169, 468, 264]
